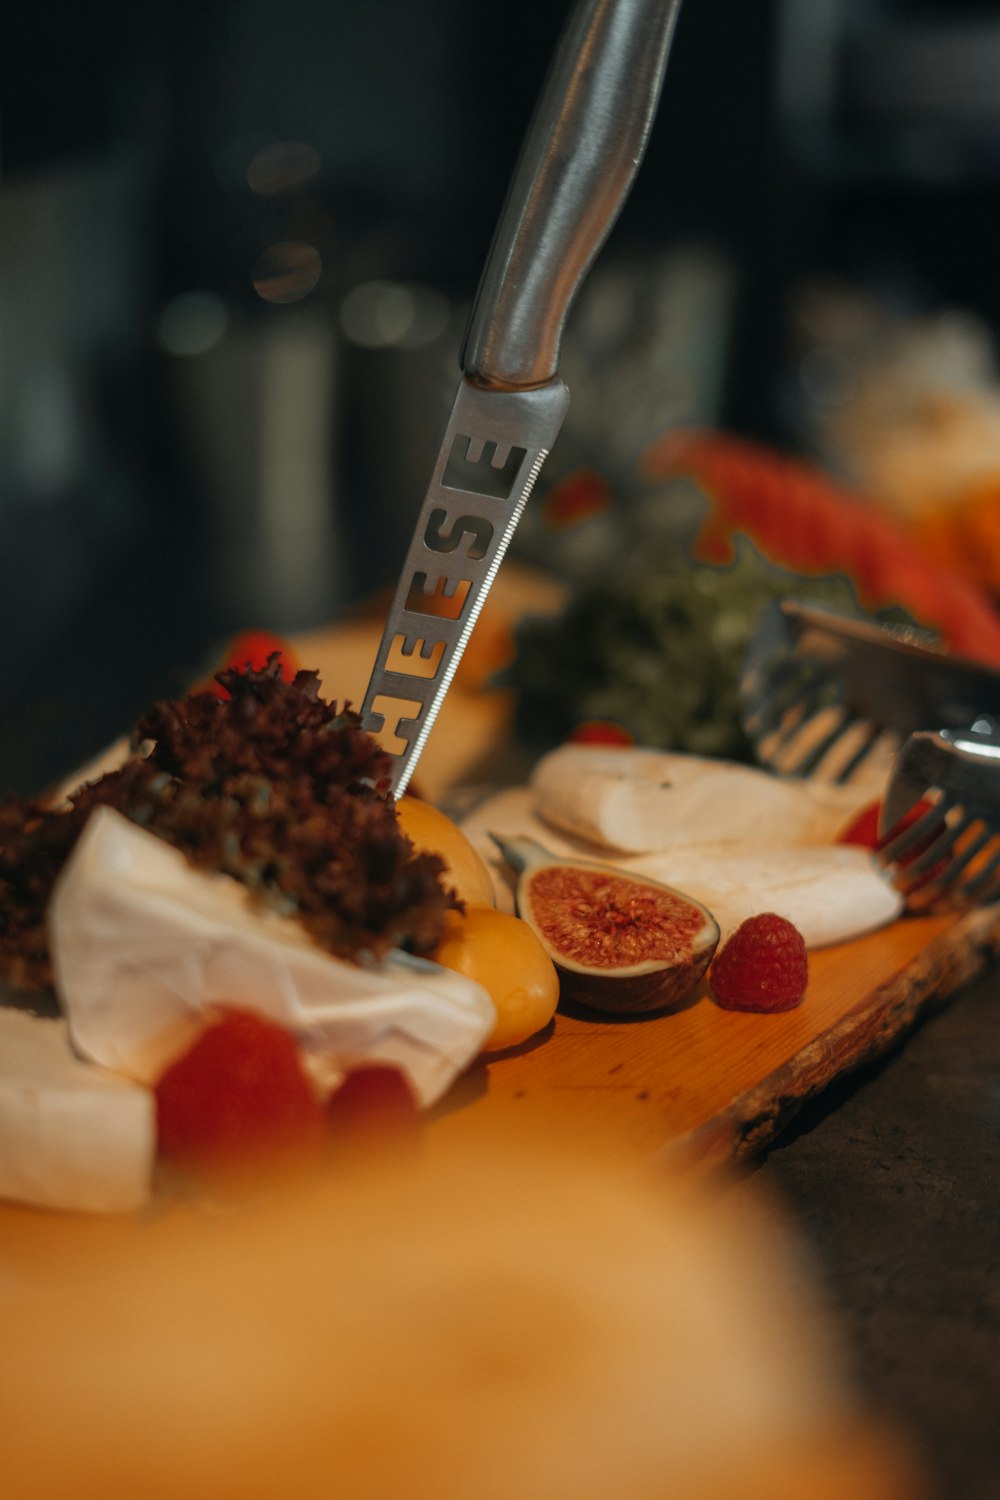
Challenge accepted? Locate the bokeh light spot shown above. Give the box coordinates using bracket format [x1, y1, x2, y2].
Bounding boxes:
[252, 242, 323, 304]
[340, 281, 450, 349]
[246, 141, 322, 196]
[158, 291, 229, 356]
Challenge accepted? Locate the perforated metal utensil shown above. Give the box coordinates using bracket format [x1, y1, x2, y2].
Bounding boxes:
[877, 726, 1000, 909]
[741, 599, 1000, 908]
[360, 0, 684, 795]
[741, 599, 1000, 784]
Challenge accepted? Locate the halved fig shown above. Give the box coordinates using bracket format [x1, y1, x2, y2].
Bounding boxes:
[491, 835, 720, 1014]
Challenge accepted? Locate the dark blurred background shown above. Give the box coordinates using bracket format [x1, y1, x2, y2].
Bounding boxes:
[4, 0, 1000, 790]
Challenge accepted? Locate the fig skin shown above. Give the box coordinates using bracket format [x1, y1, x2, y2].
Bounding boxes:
[491, 836, 720, 1015]
[548, 945, 716, 1015]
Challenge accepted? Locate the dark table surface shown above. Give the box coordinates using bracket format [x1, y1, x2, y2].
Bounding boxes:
[757, 972, 1000, 1500]
[3, 526, 998, 1500]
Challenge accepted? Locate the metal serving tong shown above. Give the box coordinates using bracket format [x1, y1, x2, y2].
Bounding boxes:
[742, 599, 1000, 908]
[360, 0, 685, 795]
[742, 599, 1000, 782]
[879, 726, 1000, 909]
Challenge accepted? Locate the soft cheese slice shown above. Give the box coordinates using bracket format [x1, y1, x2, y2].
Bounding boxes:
[530, 744, 883, 854]
[0, 1009, 154, 1214]
[627, 845, 903, 948]
[459, 787, 903, 948]
[49, 807, 495, 1108]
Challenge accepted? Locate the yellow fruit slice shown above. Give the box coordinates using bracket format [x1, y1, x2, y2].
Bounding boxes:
[395, 796, 495, 909]
[432, 908, 559, 1052]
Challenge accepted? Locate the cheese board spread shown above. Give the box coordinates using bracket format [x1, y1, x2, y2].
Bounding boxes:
[0, 620, 995, 1217]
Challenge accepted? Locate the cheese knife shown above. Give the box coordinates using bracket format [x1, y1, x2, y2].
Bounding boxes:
[360, 0, 685, 794]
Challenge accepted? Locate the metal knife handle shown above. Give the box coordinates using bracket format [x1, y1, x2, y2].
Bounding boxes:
[462, 0, 684, 390]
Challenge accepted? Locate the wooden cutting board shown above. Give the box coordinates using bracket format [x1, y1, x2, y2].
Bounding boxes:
[425, 903, 1000, 1170]
[293, 598, 1000, 1172]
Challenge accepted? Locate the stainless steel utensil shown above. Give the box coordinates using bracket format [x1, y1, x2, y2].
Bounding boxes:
[741, 599, 1000, 908]
[360, 0, 684, 795]
[741, 599, 1000, 783]
[878, 726, 1000, 909]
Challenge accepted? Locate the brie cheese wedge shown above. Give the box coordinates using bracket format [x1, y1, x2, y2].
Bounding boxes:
[0, 1008, 154, 1214]
[49, 807, 495, 1108]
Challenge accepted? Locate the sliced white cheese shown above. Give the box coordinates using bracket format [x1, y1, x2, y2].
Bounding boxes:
[459, 787, 903, 948]
[530, 744, 882, 854]
[0, 1008, 154, 1214]
[627, 844, 903, 948]
[49, 807, 495, 1108]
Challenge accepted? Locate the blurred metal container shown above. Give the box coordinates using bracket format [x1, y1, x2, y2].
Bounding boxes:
[335, 277, 464, 595]
[169, 307, 346, 630]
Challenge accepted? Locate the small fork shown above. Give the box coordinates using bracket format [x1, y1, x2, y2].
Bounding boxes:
[741, 599, 1000, 909]
[878, 727, 1000, 910]
[741, 599, 1000, 784]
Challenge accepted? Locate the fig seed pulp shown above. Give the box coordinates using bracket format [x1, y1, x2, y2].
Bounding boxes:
[491, 836, 720, 1014]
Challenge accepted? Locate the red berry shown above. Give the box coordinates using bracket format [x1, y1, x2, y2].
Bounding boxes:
[155, 1009, 325, 1177]
[836, 800, 882, 849]
[204, 631, 300, 698]
[710, 913, 808, 1013]
[223, 629, 298, 676]
[326, 1066, 420, 1147]
[567, 720, 635, 747]
[837, 797, 947, 892]
[837, 796, 935, 851]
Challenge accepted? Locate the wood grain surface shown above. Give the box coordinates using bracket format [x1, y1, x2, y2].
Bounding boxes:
[426, 903, 1000, 1171]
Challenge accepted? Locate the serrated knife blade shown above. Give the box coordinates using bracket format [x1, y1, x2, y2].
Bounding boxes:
[360, 0, 684, 795]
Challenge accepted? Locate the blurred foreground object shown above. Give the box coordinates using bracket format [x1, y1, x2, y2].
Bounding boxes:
[1, 1138, 920, 1500]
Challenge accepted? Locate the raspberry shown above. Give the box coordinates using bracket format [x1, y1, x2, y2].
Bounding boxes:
[155, 1009, 325, 1178]
[326, 1066, 421, 1150]
[709, 913, 808, 1012]
[835, 800, 882, 849]
[567, 720, 635, 747]
[837, 796, 936, 851]
[205, 631, 299, 698]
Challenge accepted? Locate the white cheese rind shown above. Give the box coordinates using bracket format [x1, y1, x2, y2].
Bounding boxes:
[530, 744, 881, 854]
[628, 844, 903, 948]
[49, 808, 495, 1107]
[0, 1009, 153, 1214]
